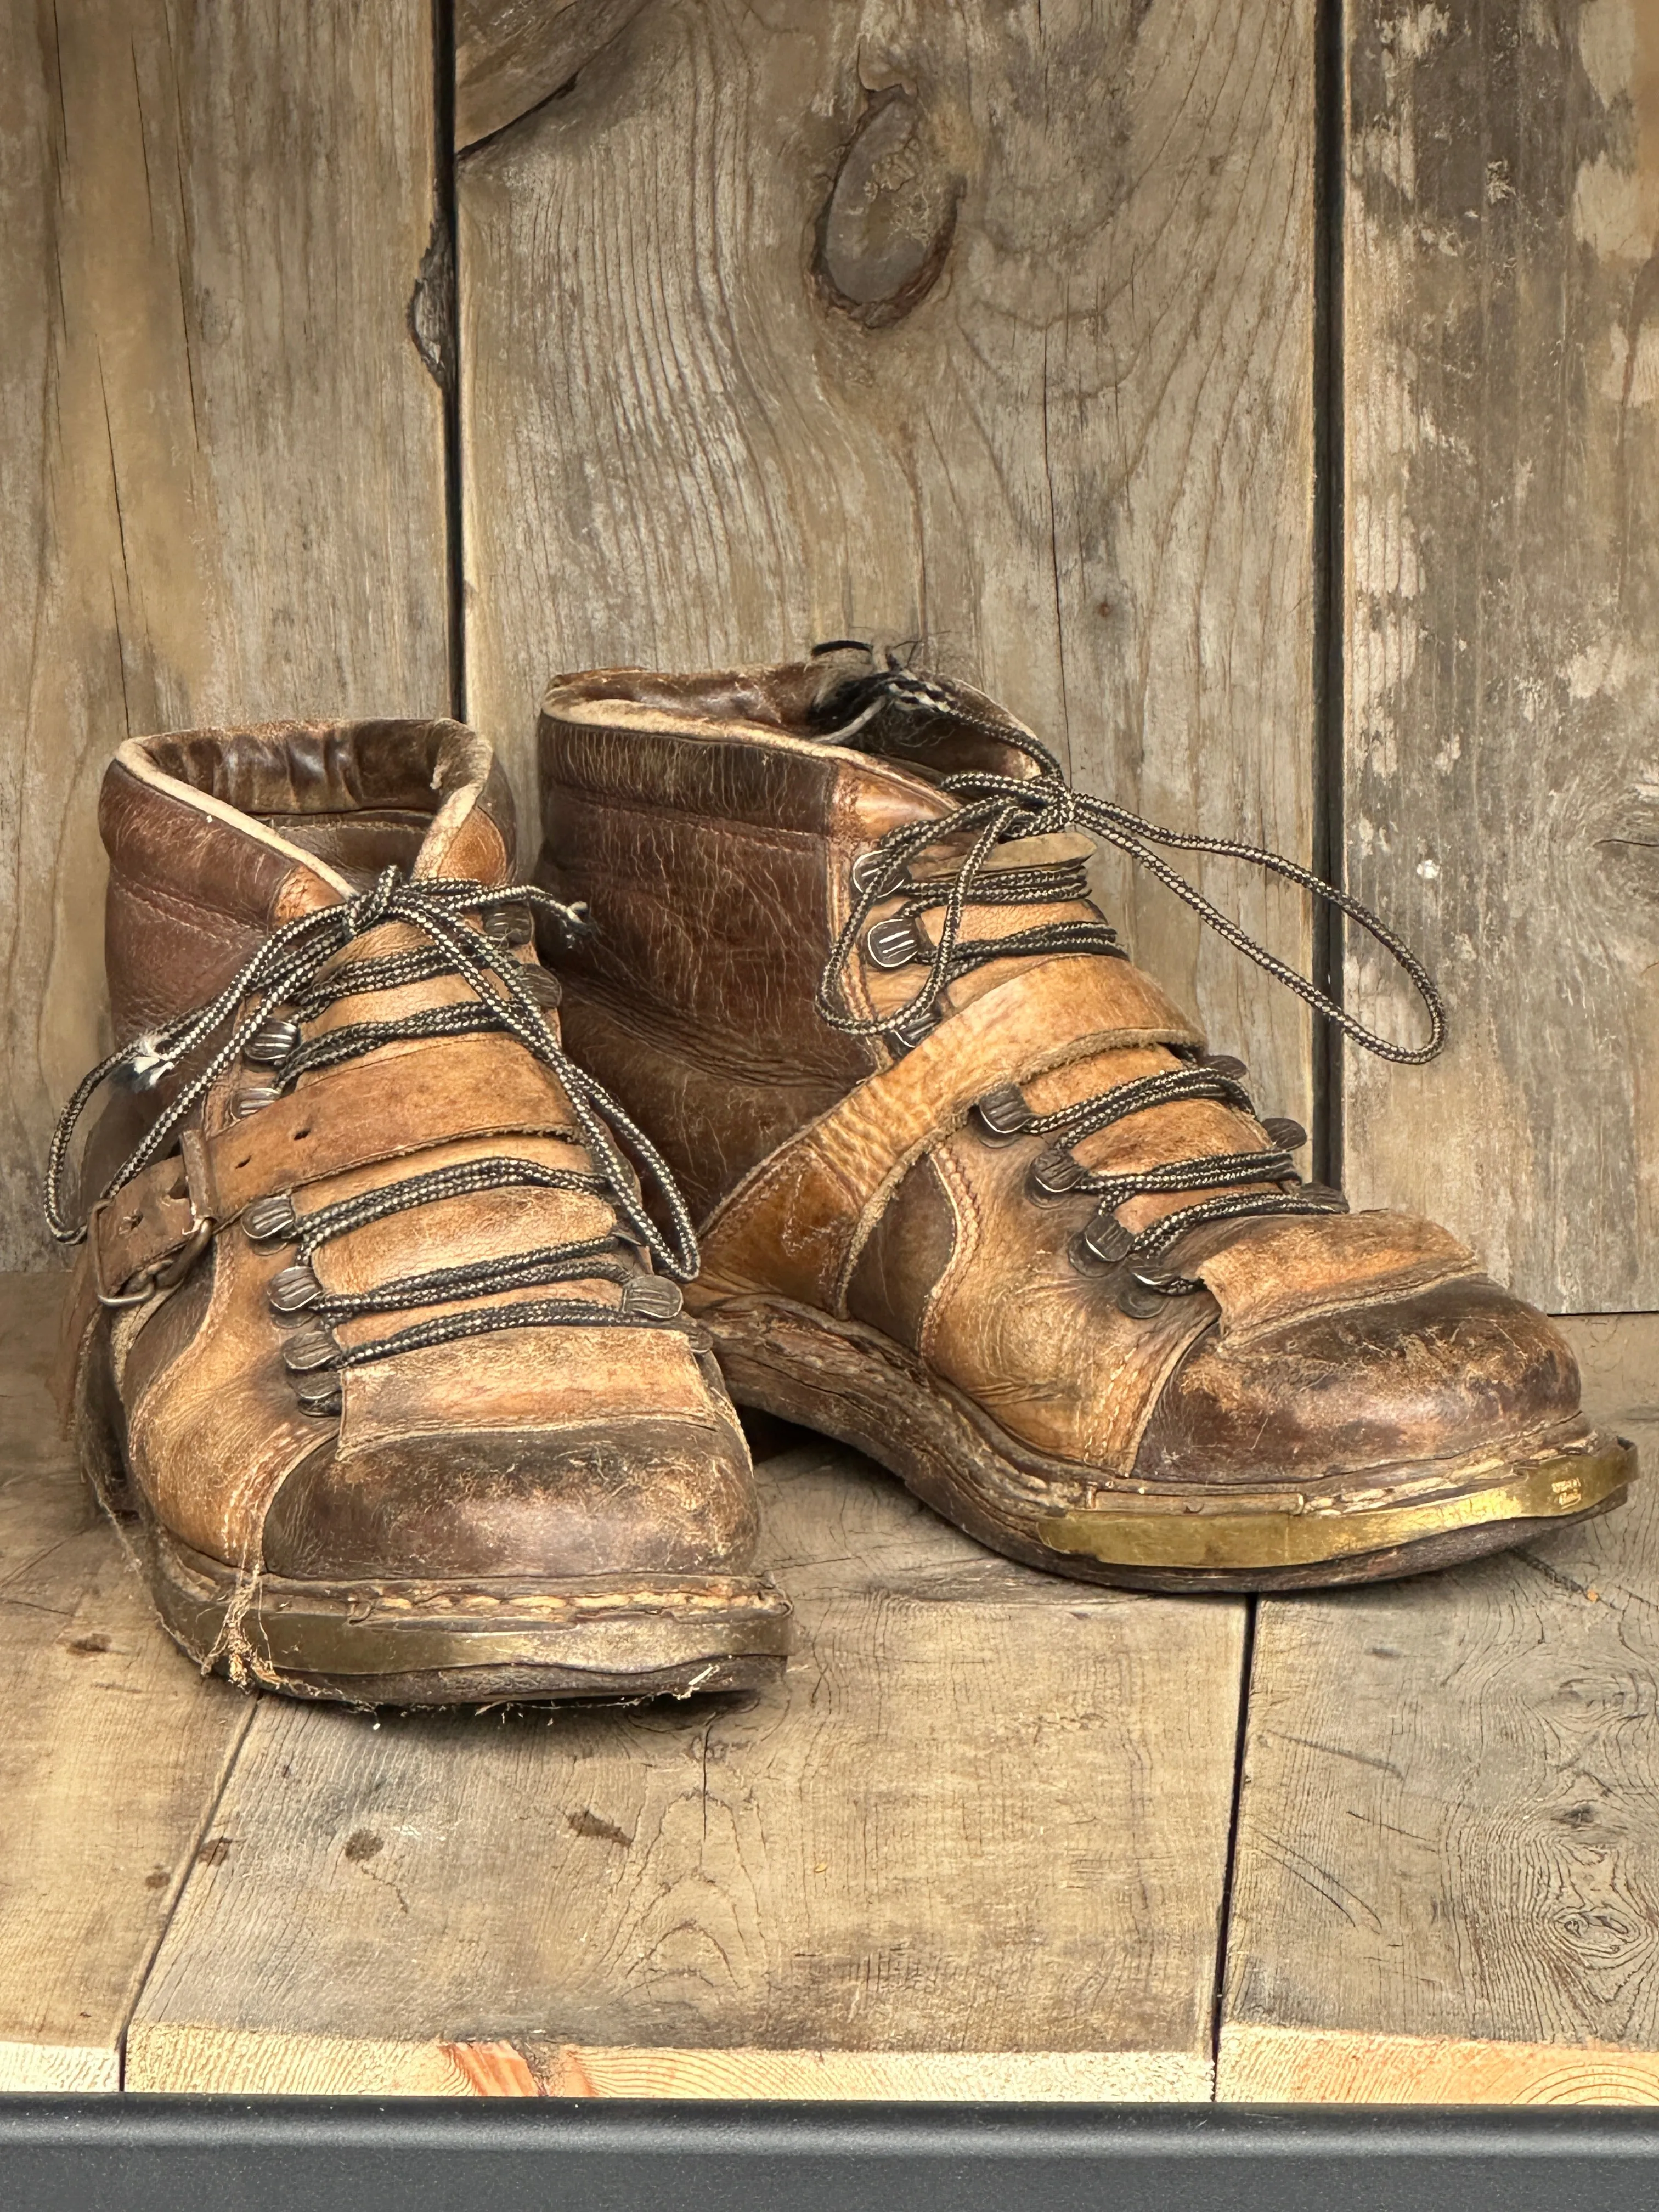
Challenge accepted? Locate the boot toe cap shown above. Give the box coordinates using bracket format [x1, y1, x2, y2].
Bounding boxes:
[260, 1414, 760, 1582]
[1132, 1277, 1587, 1489]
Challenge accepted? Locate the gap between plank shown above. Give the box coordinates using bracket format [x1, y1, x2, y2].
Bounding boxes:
[432, 0, 467, 725]
[1311, 0, 1346, 1193]
[1209, 1594, 1259, 2092]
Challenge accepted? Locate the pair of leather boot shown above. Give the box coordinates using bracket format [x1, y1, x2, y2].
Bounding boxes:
[52, 653, 1635, 1706]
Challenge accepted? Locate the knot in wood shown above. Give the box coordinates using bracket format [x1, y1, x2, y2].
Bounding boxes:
[815, 91, 959, 329]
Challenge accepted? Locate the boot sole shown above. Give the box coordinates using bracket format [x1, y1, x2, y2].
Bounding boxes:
[131, 1509, 792, 1707]
[699, 1293, 1638, 1593]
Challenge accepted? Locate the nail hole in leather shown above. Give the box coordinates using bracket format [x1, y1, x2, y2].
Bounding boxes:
[167, 1178, 187, 1201]
[120, 1210, 142, 1232]
[291, 1127, 312, 1142]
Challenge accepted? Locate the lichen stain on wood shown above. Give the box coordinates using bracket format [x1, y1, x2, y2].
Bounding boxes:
[813, 88, 961, 329]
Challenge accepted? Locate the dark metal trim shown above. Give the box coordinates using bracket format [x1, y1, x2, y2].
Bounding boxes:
[5, 2098, 1659, 2212]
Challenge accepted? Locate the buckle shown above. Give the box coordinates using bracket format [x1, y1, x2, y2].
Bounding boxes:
[92, 1130, 219, 1309]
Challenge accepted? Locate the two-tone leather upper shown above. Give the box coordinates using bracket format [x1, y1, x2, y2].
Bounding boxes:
[66, 719, 759, 1584]
[535, 657, 1587, 1493]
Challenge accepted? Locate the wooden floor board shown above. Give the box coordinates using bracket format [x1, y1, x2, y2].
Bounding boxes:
[0, 1276, 254, 2091]
[1218, 1316, 1659, 2103]
[127, 1448, 1245, 2099]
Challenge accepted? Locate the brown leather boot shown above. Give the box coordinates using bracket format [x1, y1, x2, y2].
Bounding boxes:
[50, 719, 789, 1703]
[534, 648, 1636, 1592]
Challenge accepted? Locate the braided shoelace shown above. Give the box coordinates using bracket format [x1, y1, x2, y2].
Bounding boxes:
[47, 868, 702, 1412]
[812, 653, 1446, 1306]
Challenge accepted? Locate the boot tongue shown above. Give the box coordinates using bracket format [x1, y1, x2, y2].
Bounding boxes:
[409, 725, 517, 887]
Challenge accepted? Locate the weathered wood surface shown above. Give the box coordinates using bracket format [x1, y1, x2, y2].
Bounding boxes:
[0, 0, 449, 1268]
[1340, 2, 1659, 1310]
[127, 1444, 1245, 2098]
[1219, 1315, 1659, 2103]
[0, 1276, 253, 2091]
[455, 0, 653, 150]
[459, 0, 1320, 1137]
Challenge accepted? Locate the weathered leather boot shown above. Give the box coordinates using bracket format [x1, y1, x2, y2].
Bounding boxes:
[534, 648, 1635, 1592]
[50, 719, 789, 1703]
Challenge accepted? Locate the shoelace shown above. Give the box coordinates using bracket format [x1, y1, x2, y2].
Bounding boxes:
[47, 868, 702, 1410]
[811, 652, 1446, 1306]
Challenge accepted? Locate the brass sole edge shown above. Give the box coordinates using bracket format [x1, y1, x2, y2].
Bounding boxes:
[702, 1291, 1637, 1588]
[1038, 1434, 1637, 1570]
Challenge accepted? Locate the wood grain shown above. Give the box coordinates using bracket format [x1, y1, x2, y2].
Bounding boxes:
[1340, 2, 1659, 1309]
[1219, 1313, 1659, 2103]
[127, 1444, 1244, 2098]
[459, 0, 1320, 1139]
[455, 0, 653, 150]
[0, 1, 449, 1267]
[0, 1276, 254, 2091]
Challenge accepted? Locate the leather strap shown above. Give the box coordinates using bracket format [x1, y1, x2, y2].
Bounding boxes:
[92, 1034, 580, 1296]
[1187, 1210, 1482, 1344]
[697, 953, 1205, 1310]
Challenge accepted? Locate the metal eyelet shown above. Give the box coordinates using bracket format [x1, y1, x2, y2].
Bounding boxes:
[1263, 1116, 1307, 1150]
[1079, 1210, 1133, 1266]
[242, 1018, 300, 1068]
[244, 1192, 300, 1244]
[232, 1084, 283, 1118]
[1115, 1266, 1189, 1319]
[623, 1276, 684, 1321]
[520, 966, 562, 1009]
[866, 916, 922, 969]
[852, 848, 910, 900]
[1029, 1144, 1087, 1199]
[970, 1084, 1033, 1145]
[268, 1263, 322, 1314]
[282, 1323, 340, 1373]
[483, 903, 534, 948]
[292, 1369, 343, 1417]
[885, 1001, 939, 1051]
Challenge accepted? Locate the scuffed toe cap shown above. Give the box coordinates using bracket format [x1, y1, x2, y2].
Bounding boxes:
[1132, 1277, 1587, 1489]
[260, 1414, 760, 1581]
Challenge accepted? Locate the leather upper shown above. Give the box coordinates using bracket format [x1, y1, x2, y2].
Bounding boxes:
[68, 719, 759, 1585]
[536, 657, 1588, 1491]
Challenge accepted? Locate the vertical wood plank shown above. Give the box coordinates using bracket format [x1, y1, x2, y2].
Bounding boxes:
[0, 1278, 255, 2090]
[127, 1445, 1244, 2099]
[1218, 1316, 1659, 2102]
[460, 0, 1319, 1133]
[1341, 1, 1659, 1309]
[0, 0, 450, 1265]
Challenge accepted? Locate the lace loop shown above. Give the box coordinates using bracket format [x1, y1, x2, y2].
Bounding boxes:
[47, 868, 701, 1381]
[810, 655, 1441, 1296]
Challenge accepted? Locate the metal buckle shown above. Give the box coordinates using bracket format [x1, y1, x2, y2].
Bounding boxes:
[92, 1129, 219, 1310]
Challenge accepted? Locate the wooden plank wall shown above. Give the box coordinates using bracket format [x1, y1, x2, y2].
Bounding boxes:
[0, 0, 449, 1266]
[456, 0, 1320, 1141]
[1340, 0, 1659, 1311]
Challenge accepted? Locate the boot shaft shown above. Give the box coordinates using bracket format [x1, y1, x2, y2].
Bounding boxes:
[535, 652, 1115, 1218]
[100, 717, 516, 1044]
